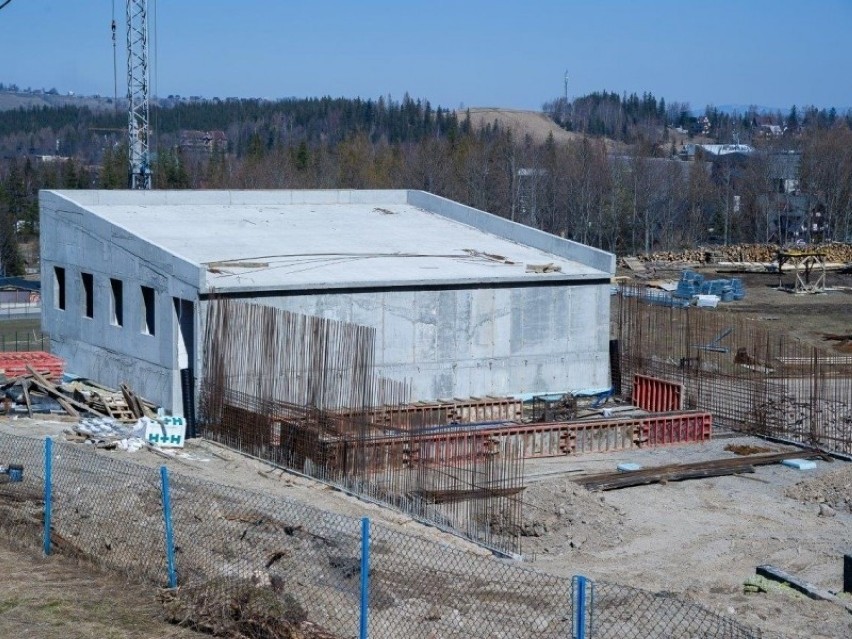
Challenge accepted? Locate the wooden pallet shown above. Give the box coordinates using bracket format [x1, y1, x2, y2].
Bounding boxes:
[90, 393, 136, 422]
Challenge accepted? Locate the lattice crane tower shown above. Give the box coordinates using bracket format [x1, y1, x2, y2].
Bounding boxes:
[126, 0, 151, 189]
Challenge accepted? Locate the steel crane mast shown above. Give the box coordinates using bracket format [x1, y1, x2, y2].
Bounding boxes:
[126, 0, 151, 189]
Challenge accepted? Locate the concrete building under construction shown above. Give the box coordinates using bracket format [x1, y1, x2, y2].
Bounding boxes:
[39, 189, 615, 414]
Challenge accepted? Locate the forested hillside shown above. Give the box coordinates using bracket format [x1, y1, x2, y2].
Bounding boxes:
[1, 91, 851, 276]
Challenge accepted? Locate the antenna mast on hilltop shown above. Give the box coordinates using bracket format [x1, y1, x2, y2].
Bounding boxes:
[564, 70, 569, 102]
[127, 0, 151, 189]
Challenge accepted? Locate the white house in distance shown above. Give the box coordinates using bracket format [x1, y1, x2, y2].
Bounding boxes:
[39, 189, 615, 415]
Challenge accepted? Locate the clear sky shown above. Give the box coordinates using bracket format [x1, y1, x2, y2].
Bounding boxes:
[1, 0, 850, 111]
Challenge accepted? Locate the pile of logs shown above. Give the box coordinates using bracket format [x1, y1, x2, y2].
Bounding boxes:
[624, 243, 852, 266]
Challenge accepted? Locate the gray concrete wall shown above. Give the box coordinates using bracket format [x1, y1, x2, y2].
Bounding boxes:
[50, 188, 410, 208]
[39, 191, 203, 412]
[40, 188, 611, 410]
[252, 283, 611, 401]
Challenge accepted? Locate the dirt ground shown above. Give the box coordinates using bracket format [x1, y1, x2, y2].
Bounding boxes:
[0, 543, 207, 639]
[628, 263, 852, 348]
[2, 265, 851, 638]
[2, 417, 850, 639]
[521, 438, 852, 639]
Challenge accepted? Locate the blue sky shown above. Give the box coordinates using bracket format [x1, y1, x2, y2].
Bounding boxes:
[1, 0, 849, 111]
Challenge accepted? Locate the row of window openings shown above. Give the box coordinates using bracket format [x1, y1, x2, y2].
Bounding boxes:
[53, 267, 155, 336]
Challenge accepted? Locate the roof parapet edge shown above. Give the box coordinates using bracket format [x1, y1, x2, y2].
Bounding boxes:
[405, 190, 616, 275]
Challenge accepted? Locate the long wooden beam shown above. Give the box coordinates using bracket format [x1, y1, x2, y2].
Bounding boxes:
[575, 450, 830, 491]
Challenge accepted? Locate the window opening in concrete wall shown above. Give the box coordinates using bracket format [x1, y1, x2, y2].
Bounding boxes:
[173, 298, 194, 369]
[53, 266, 66, 310]
[81, 272, 94, 319]
[110, 278, 123, 326]
[141, 285, 155, 335]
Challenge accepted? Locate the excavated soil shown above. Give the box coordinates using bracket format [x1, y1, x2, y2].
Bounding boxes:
[786, 464, 852, 514]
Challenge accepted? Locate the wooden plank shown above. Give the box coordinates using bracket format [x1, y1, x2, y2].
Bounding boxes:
[25, 365, 92, 417]
[623, 256, 646, 273]
[756, 565, 836, 601]
[581, 465, 755, 491]
[121, 384, 143, 419]
[576, 450, 829, 491]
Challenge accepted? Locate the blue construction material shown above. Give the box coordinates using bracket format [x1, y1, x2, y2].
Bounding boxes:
[781, 459, 817, 470]
[590, 388, 614, 408]
[617, 463, 643, 472]
[160, 466, 178, 588]
[730, 277, 746, 300]
[674, 270, 705, 299]
[699, 278, 745, 302]
[360, 517, 371, 639]
[43, 437, 53, 555]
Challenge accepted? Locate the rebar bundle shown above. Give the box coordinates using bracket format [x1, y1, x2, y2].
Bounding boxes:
[614, 286, 852, 455]
[200, 299, 526, 554]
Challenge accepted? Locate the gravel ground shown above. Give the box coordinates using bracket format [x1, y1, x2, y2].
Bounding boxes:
[1, 418, 851, 638]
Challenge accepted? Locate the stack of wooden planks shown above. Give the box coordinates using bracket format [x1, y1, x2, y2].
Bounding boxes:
[575, 450, 831, 491]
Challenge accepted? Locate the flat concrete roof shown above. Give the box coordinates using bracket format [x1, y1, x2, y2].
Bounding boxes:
[45, 190, 613, 292]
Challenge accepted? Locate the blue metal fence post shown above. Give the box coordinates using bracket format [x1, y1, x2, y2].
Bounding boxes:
[160, 466, 178, 588]
[43, 437, 53, 555]
[359, 517, 371, 639]
[572, 575, 594, 639]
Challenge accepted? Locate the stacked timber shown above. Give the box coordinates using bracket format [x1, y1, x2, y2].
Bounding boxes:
[622, 243, 852, 267]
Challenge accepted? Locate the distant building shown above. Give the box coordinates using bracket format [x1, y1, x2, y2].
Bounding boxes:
[178, 130, 228, 154]
[759, 124, 783, 137]
[679, 143, 755, 160]
[0, 277, 40, 306]
[32, 154, 70, 163]
[757, 151, 822, 242]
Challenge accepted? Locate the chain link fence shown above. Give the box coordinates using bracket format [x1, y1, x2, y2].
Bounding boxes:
[0, 431, 762, 639]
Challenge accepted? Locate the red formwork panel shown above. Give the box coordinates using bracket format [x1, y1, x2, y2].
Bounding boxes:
[0, 351, 64, 380]
[632, 374, 684, 412]
[640, 412, 712, 446]
[342, 411, 714, 465]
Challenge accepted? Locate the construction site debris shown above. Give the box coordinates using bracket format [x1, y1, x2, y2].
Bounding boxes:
[1, 371, 157, 423]
[743, 574, 800, 597]
[696, 294, 720, 308]
[622, 256, 647, 273]
[525, 262, 562, 273]
[780, 458, 818, 470]
[724, 444, 774, 456]
[514, 476, 625, 556]
[575, 450, 830, 491]
[785, 464, 852, 513]
[617, 462, 643, 472]
[755, 565, 838, 602]
[0, 351, 64, 380]
[160, 576, 339, 639]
